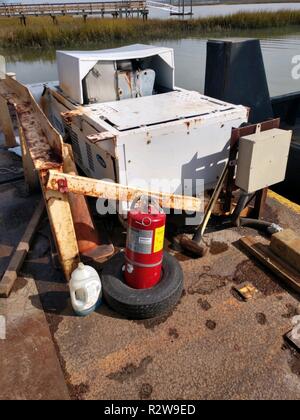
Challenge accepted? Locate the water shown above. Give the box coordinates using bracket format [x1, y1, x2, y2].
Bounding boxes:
[2, 3, 300, 96]
[149, 2, 300, 18]
[9, 0, 300, 17]
[4, 34, 300, 97]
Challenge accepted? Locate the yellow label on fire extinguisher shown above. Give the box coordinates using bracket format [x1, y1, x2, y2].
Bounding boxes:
[154, 226, 165, 253]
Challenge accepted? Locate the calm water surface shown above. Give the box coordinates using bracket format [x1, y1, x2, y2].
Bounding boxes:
[11, 1, 300, 18]
[150, 2, 300, 18]
[4, 34, 300, 97]
[2, 4, 300, 95]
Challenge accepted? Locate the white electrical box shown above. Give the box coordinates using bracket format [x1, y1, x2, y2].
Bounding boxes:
[236, 128, 292, 193]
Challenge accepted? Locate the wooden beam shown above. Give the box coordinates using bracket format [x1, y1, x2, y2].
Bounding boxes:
[0, 199, 45, 298]
[240, 236, 300, 294]
[46, 170, 203, 213]
[41, 178, 80, 281]
[18, 122, 39, 191]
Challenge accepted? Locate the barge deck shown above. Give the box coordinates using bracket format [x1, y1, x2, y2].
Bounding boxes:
[0, 136, 299, 400]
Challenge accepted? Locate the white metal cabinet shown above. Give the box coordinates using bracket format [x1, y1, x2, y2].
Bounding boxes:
[85, 90, 248, 193]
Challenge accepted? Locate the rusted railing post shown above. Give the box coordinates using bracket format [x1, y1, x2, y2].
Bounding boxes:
[18, 122, 39, 191]
[41, 175, 80, 281]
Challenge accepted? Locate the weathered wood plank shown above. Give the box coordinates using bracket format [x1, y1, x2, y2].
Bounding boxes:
[42, 184, 80, 282]
[18, 121, 39, 191]
[270, 228, 300, 273]
[240, 236, 300, 294]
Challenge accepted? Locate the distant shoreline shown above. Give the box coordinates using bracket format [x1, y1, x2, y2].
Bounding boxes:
[1, 9, 300, 49]
[180, 0, 300, 5]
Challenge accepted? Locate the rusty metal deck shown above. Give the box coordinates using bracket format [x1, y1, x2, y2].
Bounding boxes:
[0, 147, 69, 400]
[0, 141, 299, 399]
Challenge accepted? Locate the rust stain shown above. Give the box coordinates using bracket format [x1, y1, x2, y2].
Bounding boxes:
[16, 102, 63, 169]
[185, 121, 190, 134]
[233, 259, 283, 296]
[146, 131, 152, 144]
[198, 298, 212, 311]
[139, 383, 153, 400]
[205, 320, 217, 330]
[209, 241, 229, 255]
[69, 296, 245, 385]
[86, 131, 115, 143]
[0, 84, 63, 171]
[57, 178, 69, 194]
[125, 71, 132, 91]
[2, 93, 62, 169]
[256, 313, 267, 325]
[61, 109, 83, 125]
[168, 327, 179, 339]
[106, 356, 153, 383]
[46, 171, 202, 212]
[188, 273, 228, 295]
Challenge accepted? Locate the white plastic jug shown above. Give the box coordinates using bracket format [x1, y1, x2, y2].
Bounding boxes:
[70, 262, 102, 316]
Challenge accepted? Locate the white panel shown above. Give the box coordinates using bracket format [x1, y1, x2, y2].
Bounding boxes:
[92, 91, 237, 131]
[57, 44, 174, 105]
[58, 44, 174, 62]
[116, 111, 247, 193]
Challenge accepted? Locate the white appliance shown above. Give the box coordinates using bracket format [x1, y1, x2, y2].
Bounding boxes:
[45, 44, 249, 209]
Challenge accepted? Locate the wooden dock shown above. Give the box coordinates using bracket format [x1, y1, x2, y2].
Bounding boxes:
[0, 1, 149, 22]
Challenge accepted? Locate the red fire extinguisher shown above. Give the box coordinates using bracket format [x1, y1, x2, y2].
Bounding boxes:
[125, 196, 166, 289]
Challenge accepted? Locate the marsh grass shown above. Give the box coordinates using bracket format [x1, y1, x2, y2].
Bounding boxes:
[1, 10, 300, 48]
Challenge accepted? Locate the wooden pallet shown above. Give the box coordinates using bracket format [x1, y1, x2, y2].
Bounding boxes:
[240, 236, 300, 294]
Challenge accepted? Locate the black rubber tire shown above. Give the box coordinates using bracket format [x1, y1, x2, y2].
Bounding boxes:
[102, 251, 183, 319]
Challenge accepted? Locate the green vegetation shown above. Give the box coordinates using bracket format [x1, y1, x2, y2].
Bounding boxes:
[1, 10, 300, 49]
